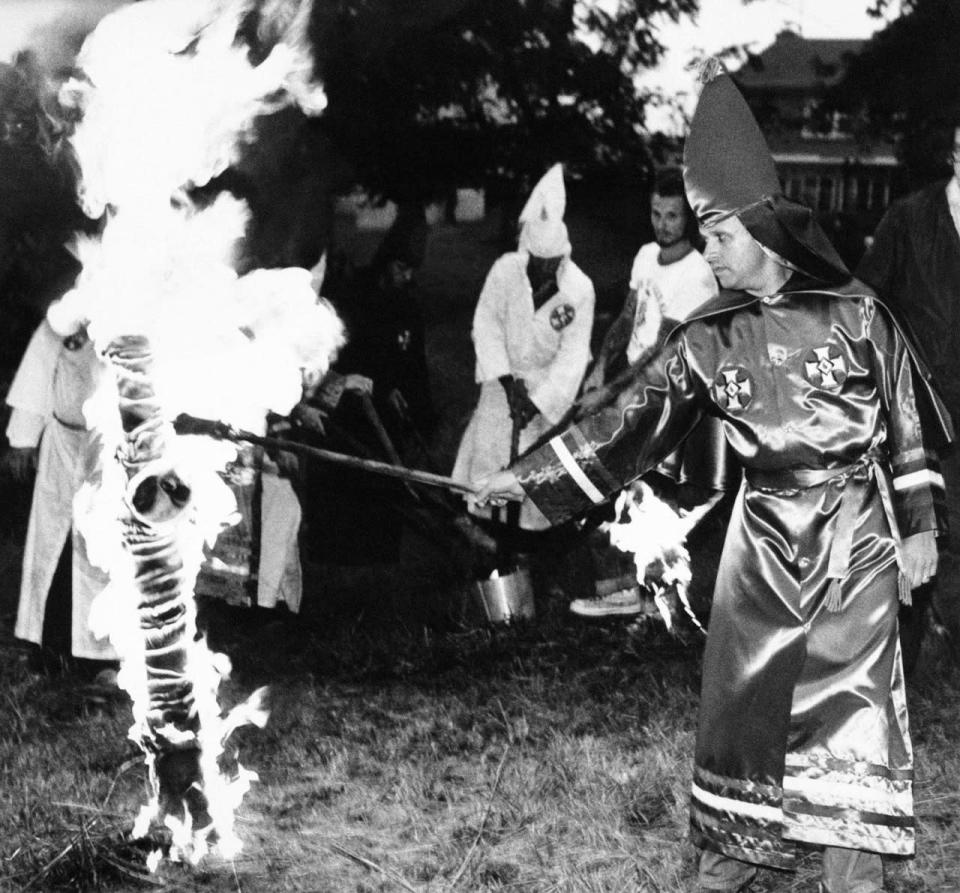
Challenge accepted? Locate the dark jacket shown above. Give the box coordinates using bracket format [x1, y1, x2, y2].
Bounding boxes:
[857, 180, 960, 421]
[330, 265, 435, 438]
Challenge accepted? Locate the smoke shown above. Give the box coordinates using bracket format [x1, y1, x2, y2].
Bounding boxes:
[11, 2, 130, 77]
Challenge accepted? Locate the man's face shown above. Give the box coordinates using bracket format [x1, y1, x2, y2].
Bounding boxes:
[650, 193, 688, 248]
[700, 214, 769, 291]
[950, 127, 960, 181]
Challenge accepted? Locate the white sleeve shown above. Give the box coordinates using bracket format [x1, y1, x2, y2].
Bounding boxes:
[471, 259, 514, 383]
[529, 281, 595, 424]
[628, 248, 645, 291]
[6, 322, 59, 431]
[6, 408, 47, 448]
[696, 264, 719, 302]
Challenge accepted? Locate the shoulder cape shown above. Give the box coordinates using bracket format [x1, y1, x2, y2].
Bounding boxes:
[675, 276, 955, 450]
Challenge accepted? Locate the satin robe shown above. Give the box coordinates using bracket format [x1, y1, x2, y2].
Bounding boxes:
[512, 277, 950, 867]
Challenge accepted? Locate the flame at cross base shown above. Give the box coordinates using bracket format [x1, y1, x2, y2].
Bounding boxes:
[52, 0, 343, 865]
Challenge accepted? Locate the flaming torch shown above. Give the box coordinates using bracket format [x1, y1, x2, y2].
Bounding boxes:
[603, 481, 719, 634]
[53, 0, 341, 865]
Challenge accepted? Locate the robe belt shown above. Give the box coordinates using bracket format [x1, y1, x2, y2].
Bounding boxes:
[745, 451, 911, 611]
[53, 413, 86, 432]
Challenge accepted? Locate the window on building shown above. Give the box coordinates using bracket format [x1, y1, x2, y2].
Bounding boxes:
[819, 177, 834, 211]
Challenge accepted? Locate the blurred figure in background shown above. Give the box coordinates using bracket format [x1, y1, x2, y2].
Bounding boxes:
[857, 118, 960, 672]
[453, 164, 595, 606]
[296, 208, 435, 569]
[583, 166, 717, 395]
[575, 166, 721, 619]
[5, 300, 117, 683]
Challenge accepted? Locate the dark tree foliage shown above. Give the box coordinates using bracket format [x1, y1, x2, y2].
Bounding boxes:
[828, 0, 960, 184]
[0, 53, 86, 381]
[309, 0, 700, 203]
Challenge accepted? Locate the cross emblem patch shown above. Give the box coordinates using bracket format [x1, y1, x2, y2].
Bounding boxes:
[713, 367, 753, 412]
[550, 303, 576, 331]
[803, 345, 847, 390]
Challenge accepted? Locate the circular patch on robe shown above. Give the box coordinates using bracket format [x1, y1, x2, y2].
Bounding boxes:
[550, 303, 576, 330]
[803, 344, 847, 390]
[713, 366, 754, 412]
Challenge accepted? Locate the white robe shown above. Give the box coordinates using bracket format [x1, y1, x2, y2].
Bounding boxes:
[453, 251, 594, 530]
[6, 322, 116, 660]
[256, 462, 303, 613]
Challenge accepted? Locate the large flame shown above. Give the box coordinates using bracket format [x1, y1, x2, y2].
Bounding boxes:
[55, 0, 341, 866]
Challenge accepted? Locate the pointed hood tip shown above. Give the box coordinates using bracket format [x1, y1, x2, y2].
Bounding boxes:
[683, 71, 779, 225]
[518, 163, 570, 258]
[693, 56, 726, 87]
[683, 70, 849, 282]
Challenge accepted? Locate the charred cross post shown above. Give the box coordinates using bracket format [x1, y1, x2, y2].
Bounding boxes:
[106, 333, 211, 837]
[55, 0, 339, 867]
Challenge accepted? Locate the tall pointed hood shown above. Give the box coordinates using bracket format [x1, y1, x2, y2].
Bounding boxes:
[683, 59, 849, 283]
[518, 163, 571, 258]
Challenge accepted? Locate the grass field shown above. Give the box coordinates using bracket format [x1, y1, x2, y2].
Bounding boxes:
[2, 201, 960, 891]
[3, 571, 960, 892]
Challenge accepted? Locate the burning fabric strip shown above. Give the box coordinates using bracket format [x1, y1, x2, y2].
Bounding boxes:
[603, 481, 715, 634]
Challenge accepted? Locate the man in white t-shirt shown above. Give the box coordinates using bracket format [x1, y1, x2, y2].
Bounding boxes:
[575, 167, 720, 618]
[583, 167, 718, 394]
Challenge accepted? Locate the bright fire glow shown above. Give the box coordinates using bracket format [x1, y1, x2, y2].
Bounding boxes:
[56, 0, 342, 867]
[603, 481, 714, 633]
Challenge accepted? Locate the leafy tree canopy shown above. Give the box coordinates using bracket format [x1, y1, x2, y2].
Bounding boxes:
[309, 0, 700, 202]
[828, 0, 960, 183]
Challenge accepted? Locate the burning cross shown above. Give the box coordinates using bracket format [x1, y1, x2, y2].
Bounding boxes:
[397, 328, 412, 351]
[550, 303, 575, 330]
[804, 345, 847, 390]
[61, 0, 339, 867]
[713, 367, 753, 412]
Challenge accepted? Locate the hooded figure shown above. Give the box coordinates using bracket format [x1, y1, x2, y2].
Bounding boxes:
[6, 300, 117, 668]
[453, 163, 594, 532]
[469, 66, 953, 893]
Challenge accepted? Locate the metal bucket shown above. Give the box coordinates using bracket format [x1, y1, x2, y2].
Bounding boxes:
[473, 567, 535, 624]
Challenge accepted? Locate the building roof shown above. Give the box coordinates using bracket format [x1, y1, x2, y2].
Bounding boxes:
[735, 29, 864, 92]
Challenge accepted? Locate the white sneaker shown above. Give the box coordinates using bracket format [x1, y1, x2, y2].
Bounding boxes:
[570, 587, 642, 617]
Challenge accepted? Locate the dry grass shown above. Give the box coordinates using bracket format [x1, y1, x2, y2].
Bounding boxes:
[2, 588, 960, 892]
[3, 196, 960, 892]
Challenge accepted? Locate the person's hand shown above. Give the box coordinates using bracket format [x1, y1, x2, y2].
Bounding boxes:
[468, 469, 525, 510]
[343, 374, 373, 396]
[5, 447, 38, 483]
[506, 378, 539, 428]
[901, 530, 938, 589]
[296, 404, 328, 435]
[267, 415, 294, 436]
[576, 386, 610, 417]
[274, 450, 300, 479]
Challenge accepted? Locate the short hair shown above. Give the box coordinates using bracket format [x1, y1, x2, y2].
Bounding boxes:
[651, 166, 700, 245]
[652, 166, 686, 200]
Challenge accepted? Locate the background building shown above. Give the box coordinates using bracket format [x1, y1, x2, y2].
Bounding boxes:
[734, 29, 905, 262]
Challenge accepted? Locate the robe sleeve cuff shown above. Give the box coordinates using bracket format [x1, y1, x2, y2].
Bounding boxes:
[513, 426, 620, 525]
[890, 448, 947, 537]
